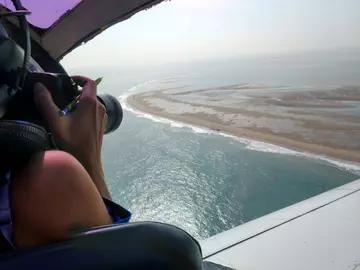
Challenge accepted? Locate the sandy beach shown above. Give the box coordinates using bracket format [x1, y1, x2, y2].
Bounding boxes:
[127, 84, 360, 162]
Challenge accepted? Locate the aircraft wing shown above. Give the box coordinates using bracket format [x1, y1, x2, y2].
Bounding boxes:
[202, 179, 360, 270]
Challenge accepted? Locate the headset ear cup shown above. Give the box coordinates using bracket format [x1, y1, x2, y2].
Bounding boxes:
[0, 120, 50, 169]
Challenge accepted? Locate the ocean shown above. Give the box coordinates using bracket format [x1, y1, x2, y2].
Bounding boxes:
[67, 49, 360, 240]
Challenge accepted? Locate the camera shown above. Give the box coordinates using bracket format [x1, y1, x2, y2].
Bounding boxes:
[0, 23, 123, 169]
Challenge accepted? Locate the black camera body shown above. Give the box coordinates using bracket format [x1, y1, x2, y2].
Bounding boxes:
[0, 28, 123, 169]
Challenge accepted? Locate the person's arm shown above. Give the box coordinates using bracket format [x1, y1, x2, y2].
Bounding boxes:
[33, 76, 111, 199]
[81, 159, 111, 199]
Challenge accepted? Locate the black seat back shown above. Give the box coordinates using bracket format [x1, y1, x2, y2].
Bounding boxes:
[0, 222, 203, 270]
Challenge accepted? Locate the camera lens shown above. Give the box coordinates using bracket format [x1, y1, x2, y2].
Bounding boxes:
[97, 94, 123, 134]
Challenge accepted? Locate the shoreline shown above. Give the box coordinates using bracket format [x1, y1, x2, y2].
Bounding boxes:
[126, 93, 360, 163]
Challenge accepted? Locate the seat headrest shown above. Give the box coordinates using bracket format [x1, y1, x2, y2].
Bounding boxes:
[0, 222, 203, 270]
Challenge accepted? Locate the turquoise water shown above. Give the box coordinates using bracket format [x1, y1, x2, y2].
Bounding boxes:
[68, 50, 360, 240]
[101, 113, 358, 239]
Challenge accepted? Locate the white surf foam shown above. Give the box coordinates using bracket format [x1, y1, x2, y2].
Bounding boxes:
[245, 141, 299, 155]
[118, 79, 159, 110]
[126, 102, 214, 135]
[119, 83, 360, 176]
[245, 141, 360, 175]
[322, 159, 360, 175]
[190, 126, 210, 134]
[119, 80, 214, 134]
[169, 122, 184, 128]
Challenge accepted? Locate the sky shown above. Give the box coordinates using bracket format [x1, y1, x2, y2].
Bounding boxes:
[62, 0, 360, 69]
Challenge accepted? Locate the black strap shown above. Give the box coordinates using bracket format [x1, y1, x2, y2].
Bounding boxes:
[0, 120, 50, 169]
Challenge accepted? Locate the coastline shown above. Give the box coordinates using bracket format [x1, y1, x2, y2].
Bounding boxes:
[126, 92, 360, 162]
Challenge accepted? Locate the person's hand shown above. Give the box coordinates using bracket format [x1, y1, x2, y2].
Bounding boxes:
[33, 76, 111, 198]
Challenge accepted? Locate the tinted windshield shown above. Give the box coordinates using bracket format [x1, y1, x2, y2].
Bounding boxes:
[0, 0, 82, 28]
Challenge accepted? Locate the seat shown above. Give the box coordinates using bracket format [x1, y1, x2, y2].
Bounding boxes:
[0, 222, 203, 270]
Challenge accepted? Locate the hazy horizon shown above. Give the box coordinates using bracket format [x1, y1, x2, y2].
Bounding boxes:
[62, 0, 360, 69]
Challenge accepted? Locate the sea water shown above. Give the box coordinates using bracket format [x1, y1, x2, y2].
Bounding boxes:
[68, 49, 360, 240]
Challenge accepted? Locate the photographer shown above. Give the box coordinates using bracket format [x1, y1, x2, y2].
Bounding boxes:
[1, 76, 130, 249]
